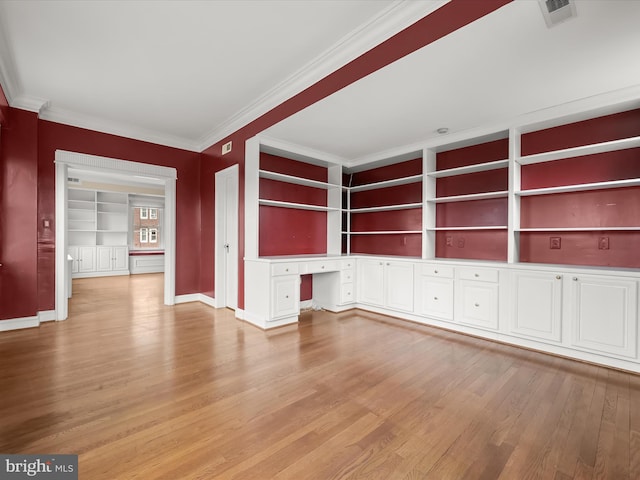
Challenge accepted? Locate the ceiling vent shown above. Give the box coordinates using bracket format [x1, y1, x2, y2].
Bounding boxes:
[539, 0, 577, 27]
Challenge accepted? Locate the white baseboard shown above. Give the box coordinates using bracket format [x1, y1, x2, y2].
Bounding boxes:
[235, 308, 245, 320]
[198, 294, 217, 308]
[0, 316, 40, 332]
[174, 293, 201, 304]
[300, 300, 313, 310]
[38, 310, 57, 322]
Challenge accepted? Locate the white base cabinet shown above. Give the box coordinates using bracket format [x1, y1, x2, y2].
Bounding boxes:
[244, 255, 640, 373]
[570, 274, 637, 359]
[357, 258, 413, 313]
[97, 246, 129, 272]
[69, 245, 129, 278]
[509, 271, 563, 343]
[415, 265, 454, 321]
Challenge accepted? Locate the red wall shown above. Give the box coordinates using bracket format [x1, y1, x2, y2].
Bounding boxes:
[35, 121, 201, 312]
[1, 108, 39, 319]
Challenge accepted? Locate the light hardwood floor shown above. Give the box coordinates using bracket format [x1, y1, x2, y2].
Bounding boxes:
[1, 273, 638, 479]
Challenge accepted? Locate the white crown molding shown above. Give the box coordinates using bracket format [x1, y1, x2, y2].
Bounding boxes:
[257, 134, 349, 166]
[40, 105, 201, 152]
[196, 0, 449, 152]
[11, 94, 50, 113]
[55, 149, 177, 179]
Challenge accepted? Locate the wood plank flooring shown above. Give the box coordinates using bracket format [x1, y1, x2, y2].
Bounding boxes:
[1, 273, 638, 479]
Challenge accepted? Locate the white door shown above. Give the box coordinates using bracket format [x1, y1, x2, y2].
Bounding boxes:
[78, 246, 96, 273]
[113, 246, 129, 271]
[215, 165, 239, 310]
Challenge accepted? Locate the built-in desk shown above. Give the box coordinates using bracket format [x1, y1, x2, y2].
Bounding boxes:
[244, 256, 355, 329]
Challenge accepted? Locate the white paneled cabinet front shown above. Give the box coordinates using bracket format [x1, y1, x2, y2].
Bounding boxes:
[357, 258, 413, 312]
[96, 246, 128, 272]
[76, 246, 96, 273]
[455, 268, 500, 330]
[270, 275, 300, 320]
[570, 275, 637, 359]
[510, 271, 563, 343]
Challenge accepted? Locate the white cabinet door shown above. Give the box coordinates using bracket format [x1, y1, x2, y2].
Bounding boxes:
[271, 276, 299, 319]
[77, 246, 96, 273]
[112, 246, 129, 271]
[68, 246, 79, 273]
[457, 281, 499, 330]
[570, 275, 637, 359]
[510, 271, 563, 343]
[96, 246, 112, 271]
[386, 261, 414, 312]
[417, 276, 454, 321]
[357, 259, 385, 307]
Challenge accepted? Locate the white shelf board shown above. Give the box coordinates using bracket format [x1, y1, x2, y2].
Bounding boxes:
[259, 199, 338, 212]
[518, 136, 640, 165]
[259, 170, 340, 189]
[348, 174, 423, 192]
[427, 226, 508, 231]
[348, 230, 422, 235]
[428, 191, 508, 203]
[350, 202, 423, 213]
[518, 227, 640, 232]
[96, 230, 128, 233]
[427, 159, 508, 178]
[517, 178, 640, 196]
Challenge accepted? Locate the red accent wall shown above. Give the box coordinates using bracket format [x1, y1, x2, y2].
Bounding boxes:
[436, 138, 508, 170]
[521, 108, 640, 156]
[351, 233, 422, 257]
[198, 0, 513, 308]
[0, 83, 9, 127]
[36, 120, 201, 312]
[435, 231, 507, 261]
[1, 108, 39, 320]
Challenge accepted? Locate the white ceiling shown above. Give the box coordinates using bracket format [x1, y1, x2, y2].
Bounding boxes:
[0, 0, 440, 151]
[1, 1, 639, 160]
[266, 0, 640, 164]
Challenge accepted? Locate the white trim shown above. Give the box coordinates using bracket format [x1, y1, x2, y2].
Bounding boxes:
[300, 300, 313, 310]
[39, 105, 200, 152]
[198, 294, 217, 308]
[38, 310, 57, 323]
[11, 94, 49, 113]
[195, 0, 448, 151]
[55, 150, 177, 320]
[0, 316, 40, 332]
[175, 293, 201, 304]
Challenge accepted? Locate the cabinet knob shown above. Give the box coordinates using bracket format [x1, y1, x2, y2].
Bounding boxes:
[475, 303, 480, 307]
[573, 277, 578, 281]
[386, 262, 390, 266]
[474, 273, 479, 278]
[556, 275, 561, 280]
[379, 262, 384, 265]
[434, 296, 438, 300]
[434, 270, 438, 274]
[321, 265, 325, 269]
[285, 295, 289, 298]
[285, 268, 289, 272]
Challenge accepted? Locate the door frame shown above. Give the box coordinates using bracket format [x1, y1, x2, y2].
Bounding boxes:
[214, 164, 239, 309]
[55, 150, 177, 320]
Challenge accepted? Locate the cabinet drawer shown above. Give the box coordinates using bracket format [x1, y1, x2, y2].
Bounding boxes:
[421, 265, 454, 278]
[271, 263, 299, 276]
[458, 268, 499, 283]
[341, 259, 355, 270]
[340, 283, 355, 304]
[340, 268, 355, 284]
[304, 261, 339, 274]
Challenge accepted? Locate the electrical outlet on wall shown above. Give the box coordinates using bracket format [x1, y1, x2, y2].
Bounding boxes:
[550, 237, 561, 249]
[457, 238, 465, 248]
[222, 141, 232, 155]
[598, 236, 610, 250]
[445, 235, 453, 247]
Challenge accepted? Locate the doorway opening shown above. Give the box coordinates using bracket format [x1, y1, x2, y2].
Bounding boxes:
[55, 150, 177, 320]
